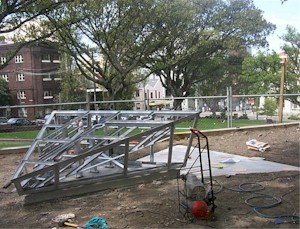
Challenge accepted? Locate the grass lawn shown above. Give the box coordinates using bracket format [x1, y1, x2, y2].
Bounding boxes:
[0, 142, 29, 149]
[0, 118, 265, 143]
[0, 130, 39, 139]
[176, 118, 265, 131]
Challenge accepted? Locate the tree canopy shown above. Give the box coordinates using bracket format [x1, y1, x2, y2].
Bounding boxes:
[44, 0, 274, 109]
[0, 77, 10, 106]
[45, 0, 165, 107]
[142, 0, 275, 109]
[0, 0, 72, 68]
[240, 51, 281, 94]
[1, 0, 277, 109]
[281, 26, 300, 105]
[240, 26, 300, 106]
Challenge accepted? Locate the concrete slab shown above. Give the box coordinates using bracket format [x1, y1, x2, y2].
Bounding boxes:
[138, 145, 300, 177]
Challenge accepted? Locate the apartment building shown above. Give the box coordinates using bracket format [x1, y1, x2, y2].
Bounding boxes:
[0, 42, 61, 119]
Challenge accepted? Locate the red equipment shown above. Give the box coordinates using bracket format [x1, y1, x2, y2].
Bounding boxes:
[177, 128, 216, 220]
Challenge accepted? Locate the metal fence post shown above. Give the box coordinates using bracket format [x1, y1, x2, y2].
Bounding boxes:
[86, 92, 90, 111]
[167, 124, 175, 169]
[123, 141, 129, 176]
[227, 87, 230, 128]
[230, 86, 233, 127]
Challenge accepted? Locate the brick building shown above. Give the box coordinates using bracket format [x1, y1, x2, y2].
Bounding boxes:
[0, 42, 61, 119]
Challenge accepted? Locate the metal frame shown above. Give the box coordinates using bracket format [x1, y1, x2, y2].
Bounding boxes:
[177, 128, 216, 220]
[10, 110, 200, 200]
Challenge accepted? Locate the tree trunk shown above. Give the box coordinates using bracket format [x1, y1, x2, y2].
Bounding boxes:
[105, 88, 115, 110]
[173, 99, 183, 110]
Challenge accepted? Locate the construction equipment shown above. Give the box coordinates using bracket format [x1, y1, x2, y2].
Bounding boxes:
[177, 128, 216, 220]
[6, 110, 200, 203]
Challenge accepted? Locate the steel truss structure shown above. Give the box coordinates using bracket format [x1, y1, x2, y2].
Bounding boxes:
[10, 110, 200, 202]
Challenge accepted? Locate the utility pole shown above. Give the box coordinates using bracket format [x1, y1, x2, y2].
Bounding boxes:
[278, 52, 288, 123]
[91, 51, 98, 110]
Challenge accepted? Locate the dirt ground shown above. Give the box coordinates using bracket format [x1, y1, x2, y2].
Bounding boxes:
[0, 124, 299, 228]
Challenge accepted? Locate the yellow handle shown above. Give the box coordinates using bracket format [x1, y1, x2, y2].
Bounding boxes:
[64, 222, 79, 228]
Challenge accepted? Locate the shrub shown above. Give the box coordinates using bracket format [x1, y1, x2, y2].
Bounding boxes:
[263, 98, 277, 116]
[239, 114, 249, 119]
[288, 114, 300, 120]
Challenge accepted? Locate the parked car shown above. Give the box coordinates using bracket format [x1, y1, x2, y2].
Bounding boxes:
[0, 117, 8, 123]
[7, 118, 33, 126]
[35, 114, 52, 126]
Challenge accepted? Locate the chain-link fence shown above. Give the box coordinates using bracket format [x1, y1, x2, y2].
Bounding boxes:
[170, 93, 300, 131]
[0, 93, 299, 132]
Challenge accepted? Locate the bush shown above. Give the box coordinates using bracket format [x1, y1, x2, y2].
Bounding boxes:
[238, 114, 249, 119]
[263, 98, 277, 116]
[220, 111, 227, 119]
[288, 114, 300, 120]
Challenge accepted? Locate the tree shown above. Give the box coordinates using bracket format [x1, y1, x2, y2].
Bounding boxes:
[59, 54, 87, 108]
[143, 0, 275, 109]
[263, 98, 277, 117]
[281, 26, 300, 106]
[0, 77, 10, 105]
[240, 26, 300, 106]
[240, 51, 281, 94]
[0, 0, 72, 69]
[47, 0, 165, 109]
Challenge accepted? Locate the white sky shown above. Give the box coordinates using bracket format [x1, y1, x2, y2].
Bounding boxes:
[252, 0, 300, 53]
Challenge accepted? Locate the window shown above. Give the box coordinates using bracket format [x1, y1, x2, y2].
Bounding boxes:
[44, 91, 53, 99]
[1, 74, 8, 82]
[54, 75, 62, 81]
[43, 74, 52, 81]
[158, 91, 161, 98]
[15, 55, 24, 63]
[150, 92, 153, 99]
[16, 73, 25, 81]
[17, 91, 26, 99]
[53, 54, 60, 63]
[136, 90, 140, 97]
[0, 57, 6, 64]
[41, 53, 51, 63]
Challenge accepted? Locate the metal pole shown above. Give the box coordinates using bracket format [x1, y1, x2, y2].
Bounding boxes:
[230, 86, 233, 127]
[91, 50, 98, 111]
[147, 89, 150, 110]
[93, 78, 98, 110]
[123, 141, 129, 176]
[167, 124, 175, 169]
[58, 93, 62, 110]
[278, 59, 286, 123]
[227, 87, 230, 128]
[256, 97, 259, 120]
[86, 92, 90, 111]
